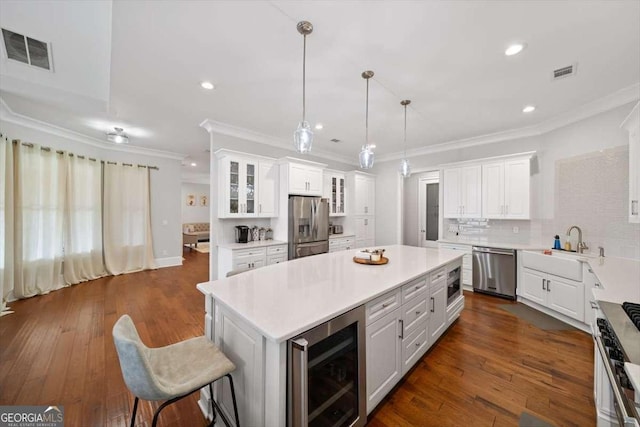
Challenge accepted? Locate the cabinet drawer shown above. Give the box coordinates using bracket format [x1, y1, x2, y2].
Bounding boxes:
[342, 238, 354, 250]
[266, 245, 286, 256]
[402, 320, 428, 373]
[234, 247, 266, 259]
[267, 254, 286, 265]
[402, 276, 428, 303]
[430, 268, 446, 285]
[366, 289, 401, 325]
[329, 239, 342, 248]
[402, 295, 428, 336]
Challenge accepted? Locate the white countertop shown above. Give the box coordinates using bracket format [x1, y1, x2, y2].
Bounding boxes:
[438, 237, 547, 251]
[329, 233, 355, 239]
[218, 239, 287, 250]
[588, 256, 640, 304]
[197, 245, 463, 343]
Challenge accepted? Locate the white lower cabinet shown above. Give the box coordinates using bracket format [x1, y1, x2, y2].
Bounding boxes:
[438, 243, 473, 288]
[521, 268, 584, 321]
[218, 244, 288, 279]
[366, 272, 450, 414]
[366, 307, 402, 412]
[428, 274, 447, 344]
[328, 235, 355, 253]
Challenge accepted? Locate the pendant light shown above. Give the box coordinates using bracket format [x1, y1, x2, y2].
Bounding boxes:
[399, 99, 411, 178]
[359, 70, 375, 169]
[294, 21, 313, 154]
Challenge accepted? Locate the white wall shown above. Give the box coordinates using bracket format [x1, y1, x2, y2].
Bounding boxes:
[373, 101, 640, 259]
[181, 182, 210, 224]
[0, 120, 184, 265]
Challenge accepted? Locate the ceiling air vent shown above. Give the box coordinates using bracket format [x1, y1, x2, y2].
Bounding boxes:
[1, 28, 52, 71]
[552, 63, 577, 81]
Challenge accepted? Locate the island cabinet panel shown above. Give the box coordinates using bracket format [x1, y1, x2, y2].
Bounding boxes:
[428, 279, 447, 344]
[365, 289, 402, 325]
[214, 304, 265, 427]
[401, 320, 429, 374]
[366, 307, 402, 413]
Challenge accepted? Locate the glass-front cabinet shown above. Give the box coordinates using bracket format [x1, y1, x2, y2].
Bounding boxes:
[324, 171, 346, 216]
[219, 155, 257, 217]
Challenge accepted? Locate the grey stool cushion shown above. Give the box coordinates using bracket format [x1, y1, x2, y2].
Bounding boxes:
[113, 315, 235, 401]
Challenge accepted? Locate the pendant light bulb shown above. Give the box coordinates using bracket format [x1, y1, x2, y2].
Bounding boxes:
[359, 71, 375, 169]
[399, 99, 411, 178]
[294, 21, 314, 154]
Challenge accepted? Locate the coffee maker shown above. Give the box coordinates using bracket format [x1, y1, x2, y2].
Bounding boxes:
[235, 225, 250, 243]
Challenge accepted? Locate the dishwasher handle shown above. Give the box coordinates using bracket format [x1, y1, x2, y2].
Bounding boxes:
[472, 246, 515, 256]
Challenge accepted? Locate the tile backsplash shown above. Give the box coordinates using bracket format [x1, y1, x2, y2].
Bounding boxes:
[443, 146, 640, 259]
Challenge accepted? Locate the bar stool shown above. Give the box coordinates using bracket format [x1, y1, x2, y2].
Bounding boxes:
[112, 315, 240, 427]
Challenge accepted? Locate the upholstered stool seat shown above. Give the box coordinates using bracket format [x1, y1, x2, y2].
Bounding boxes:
[113, 315, 240, 427]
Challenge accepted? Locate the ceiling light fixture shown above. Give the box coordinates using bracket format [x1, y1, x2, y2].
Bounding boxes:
[505, 43, 526, 56]
[106, 127, 129, 144]
[200, 81, 215, 90]
[399, 99, 411, 178]
[522, 105, 536, 113]
[294, 21, 314, 154]
[359, 70, 375, 169]
[315, 123, 323, 130]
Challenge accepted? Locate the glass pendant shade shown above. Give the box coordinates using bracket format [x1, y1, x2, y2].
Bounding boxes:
[399, 158, 411, 178]
[294, 121, 313, 153]
[359, 144, 375, 169]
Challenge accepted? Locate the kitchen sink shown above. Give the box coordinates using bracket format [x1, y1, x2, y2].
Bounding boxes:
[522, 250, 584, 281]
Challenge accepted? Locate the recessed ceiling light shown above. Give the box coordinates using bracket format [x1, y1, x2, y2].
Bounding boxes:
[190, 162, 197, 167]
[200, 81, 215, 90]
[505, 43, 526, 56]
[522, 105, 536, 113]
[315, 123, 323, 130]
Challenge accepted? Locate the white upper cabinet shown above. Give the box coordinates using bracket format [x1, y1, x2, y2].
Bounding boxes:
[443, 165, 481, 218]
[353, 173, 375, 215]
[482, 157, 531, 220]
[622, 102, 640, 223]
[258, 160, 277, 217]
[217, 150, 278, 218]
[323, 170, 346, 216]
[219, 155, 258, 217]
[285, 160, 324, 196]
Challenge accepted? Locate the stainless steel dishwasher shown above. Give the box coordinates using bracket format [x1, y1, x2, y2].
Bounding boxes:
[472, 246, 517, 299]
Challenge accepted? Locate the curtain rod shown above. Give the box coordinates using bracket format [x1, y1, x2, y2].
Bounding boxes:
[10, 139, 160, 170]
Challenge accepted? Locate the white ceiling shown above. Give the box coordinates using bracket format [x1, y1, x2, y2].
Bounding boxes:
[1, 1, 639, 173]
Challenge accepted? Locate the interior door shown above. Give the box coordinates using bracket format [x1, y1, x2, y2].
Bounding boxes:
[419, 176, 439, 248]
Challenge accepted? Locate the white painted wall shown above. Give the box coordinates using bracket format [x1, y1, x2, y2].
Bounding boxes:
[0, 120, 183, 265]
[373, 102, 640, 258]
[181, 182, 210, 224]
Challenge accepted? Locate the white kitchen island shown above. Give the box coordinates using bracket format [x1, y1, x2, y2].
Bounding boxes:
[196, 245, 464, 426]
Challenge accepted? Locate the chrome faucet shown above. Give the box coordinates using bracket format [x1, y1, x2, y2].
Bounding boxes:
[566, 225, 589, 254]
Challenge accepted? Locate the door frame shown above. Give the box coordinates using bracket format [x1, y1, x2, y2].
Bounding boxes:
[418, 171, 440, 247]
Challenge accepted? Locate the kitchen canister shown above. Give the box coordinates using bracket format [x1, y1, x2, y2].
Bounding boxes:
[252, 226, 259, 242]
[259, 227, 266, 241]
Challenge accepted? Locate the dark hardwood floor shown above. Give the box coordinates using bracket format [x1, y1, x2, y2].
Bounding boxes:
[0, 249, 596, 426]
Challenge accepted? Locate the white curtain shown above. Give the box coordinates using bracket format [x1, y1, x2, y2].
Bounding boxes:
[103, 163, 155, 275]
[63, 155, 106, 284]
[0, 137, 15, 315]
[13, 143, 66, 298]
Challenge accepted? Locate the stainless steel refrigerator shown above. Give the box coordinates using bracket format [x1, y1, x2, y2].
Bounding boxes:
[289, 196, 329, 259]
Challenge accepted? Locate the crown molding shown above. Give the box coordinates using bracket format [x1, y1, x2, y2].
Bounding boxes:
[200, 118, 358, 166]
[377, 83, 640, 163]
[0, 97, 186, 161]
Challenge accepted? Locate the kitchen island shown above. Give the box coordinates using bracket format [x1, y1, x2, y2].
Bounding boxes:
[196, 245, 464, 426]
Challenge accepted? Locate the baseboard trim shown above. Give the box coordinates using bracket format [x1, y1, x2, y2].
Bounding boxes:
[154, 256, 183, 268]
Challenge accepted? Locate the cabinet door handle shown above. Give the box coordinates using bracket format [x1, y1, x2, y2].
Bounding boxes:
[416, 310, 421, 315]
[547, 280, 551, 292]
[542, 279, 546, 291]
[430, 297, 435, 312]
[595, 282, 600, 288]
[415, 342, 421, 348]
[590, 301, 598, 309]
[364, 219, 368, 226]
[415, 285, 420, 290]
[382, 302, 389, 308]
[399, 319, 404, 339]
[259, 204, 262, 213]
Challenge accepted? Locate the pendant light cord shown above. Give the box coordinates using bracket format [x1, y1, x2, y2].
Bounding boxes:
[302, 34, 307, 122]
[365, 77, 369, 145]
[403, 103, 407, 157]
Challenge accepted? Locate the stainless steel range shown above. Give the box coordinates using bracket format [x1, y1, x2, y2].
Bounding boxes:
[593, 300, 640, 427]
